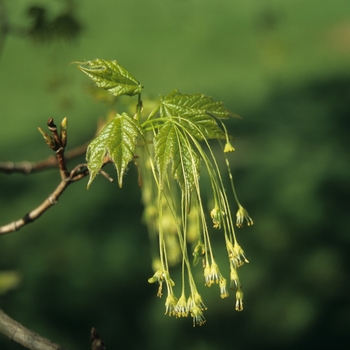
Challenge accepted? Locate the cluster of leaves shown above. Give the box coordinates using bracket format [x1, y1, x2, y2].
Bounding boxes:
[75, 59, 253, 326]
[76, 59, 230, 190]
[26, 4, 82, 42]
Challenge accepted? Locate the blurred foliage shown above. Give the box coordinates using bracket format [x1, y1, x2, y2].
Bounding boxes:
[27, 5, 82, 43]
[0, 271, 21, 296]
[1, 0, 350, 350]
[0, 0, 82, 43]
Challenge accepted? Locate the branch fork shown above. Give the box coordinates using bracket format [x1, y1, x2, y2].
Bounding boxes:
[0, 118, 112, 235]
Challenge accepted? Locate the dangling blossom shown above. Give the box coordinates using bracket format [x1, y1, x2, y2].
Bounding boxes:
[236, 205, 254, 228]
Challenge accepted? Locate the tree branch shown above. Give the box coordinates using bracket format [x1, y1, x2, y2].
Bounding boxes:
[0, 142, 89, 175]
[0, 117, 115, 235]
[46, 118, 69, 179]
[0, 116, 112, 348]
[0, 309, 69, 350]
[0, 164, 89, 236]
[1, 116, 89, 176]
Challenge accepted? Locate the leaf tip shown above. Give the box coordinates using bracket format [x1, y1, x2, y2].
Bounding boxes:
[117, 174, 124, 188]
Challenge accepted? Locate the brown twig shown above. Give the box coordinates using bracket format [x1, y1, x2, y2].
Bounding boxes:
[47, 117, 69, 179]
[0, 118, 114, 235]
[38, 117, 70, 179]
[0, 116, 112, 348]
[0, 116, 86, 176]
[0, 142, 89, 175]
[0, 163, 89, 235]
[0, 309, 69, 350]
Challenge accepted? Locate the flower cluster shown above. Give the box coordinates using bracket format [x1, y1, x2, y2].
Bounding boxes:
[141, 133, 253, 326]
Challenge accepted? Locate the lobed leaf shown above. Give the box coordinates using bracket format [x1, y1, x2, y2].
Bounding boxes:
[154, 121, 177, 184]
[75, 59, 143, 97]
[159, 89, 231, 141]
[161, 89, 230, 118]
[154, 121, 200, 194]
[86, 112, 141, 188]
[171, 132, 200, 194]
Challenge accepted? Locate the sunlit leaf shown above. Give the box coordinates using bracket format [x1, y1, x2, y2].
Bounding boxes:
[171, 131, 200, 194]
[75, 59, 143, 97]
[154, 121, 176, 183]
[154, 121, 200, 194]
[159, 89, 230, 140]
[86, 112, 141, 188]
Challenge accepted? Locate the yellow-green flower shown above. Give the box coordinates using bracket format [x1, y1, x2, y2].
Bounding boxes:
[190, 305, 206, 327]
[236, 205, 254, 228]
[175, 293, 188, 317]
[165, 293, 178, 316]
[219, 277, 229, 299]
[230, 266, 240, 289]
[204, 262, 222, 286]
[232, 242, 249, 267]
[188, 294, 207, 327]
[210, 207, 225, 229]
[235, 288, 244, 311]
[148, 268, 175, 298]
[147, 269, 163, 284]
[227, 240, 249, 268]
[224, 141, 235, 153]
[192, 291, 207, 311]
[203, 263, 212, 286]
[192, 242, 205, 266]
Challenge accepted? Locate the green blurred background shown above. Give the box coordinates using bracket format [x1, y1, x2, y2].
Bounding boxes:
[1, 0, 350, 349]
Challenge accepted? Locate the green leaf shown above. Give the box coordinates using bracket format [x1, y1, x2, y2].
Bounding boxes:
[154, 121, 200, 194]
[154, 121, 177, 183]
[75, 59, 143, 97]
[172, 132, 200, 194]
[86, 112, 141, 188]
[159, 89, 230, 140]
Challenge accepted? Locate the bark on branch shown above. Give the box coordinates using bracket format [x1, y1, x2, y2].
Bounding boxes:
[0, 309, 69, 350]
[0, 164, 89, 235]
[0, 118, 110, 348]
[0, 117, 114, 235]
[0, 143, 88, 175]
